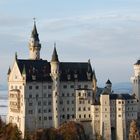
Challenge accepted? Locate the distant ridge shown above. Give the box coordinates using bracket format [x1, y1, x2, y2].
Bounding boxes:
[112, 82, 132, 94]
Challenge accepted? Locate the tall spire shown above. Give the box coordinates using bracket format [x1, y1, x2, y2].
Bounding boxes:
[29, 19, 41, 60]
[51, 43, 59, 62]
[31, 18, 39, 42]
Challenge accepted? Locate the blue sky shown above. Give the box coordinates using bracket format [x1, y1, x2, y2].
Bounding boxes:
[0, 0, 140, 86]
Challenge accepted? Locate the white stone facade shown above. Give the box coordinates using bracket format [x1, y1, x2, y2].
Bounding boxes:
[7, 23, 138, 140]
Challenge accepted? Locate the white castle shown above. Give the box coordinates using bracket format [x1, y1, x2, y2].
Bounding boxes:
[7, 22, 139, 140]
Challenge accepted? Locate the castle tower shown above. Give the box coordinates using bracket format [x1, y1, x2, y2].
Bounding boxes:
[50, 45, 60, 128]
[28, 21, 41, 60]
[131, 60, 140, 116]
[100, 92, 111, 140]
[105, 79, 112, 93]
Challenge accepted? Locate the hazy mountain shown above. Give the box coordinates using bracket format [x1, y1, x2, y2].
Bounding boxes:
[112, 82, 132, 94]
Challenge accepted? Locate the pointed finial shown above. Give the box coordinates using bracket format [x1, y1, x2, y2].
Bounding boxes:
[106, 79, 112, 85]
[22, 65, 26, 75]
[51, 46, 59, 62]
[88, 59, 90, 64]
[33, 17, 36, 25]
[8, 66, 11, 75]
[54, 42, 56, 48]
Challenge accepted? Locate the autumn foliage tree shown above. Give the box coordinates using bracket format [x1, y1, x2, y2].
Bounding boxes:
[129, 120, 139, 140]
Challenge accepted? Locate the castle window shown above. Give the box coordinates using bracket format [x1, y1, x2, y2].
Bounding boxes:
[84, 114, 86, 118]
[88, 92, 91, 97]
[48, 94, 52, 98]
[29, 86, 32, 90]
[88, 100, 90, 104]
[38, 101, 41, 106]
[105, 108, 107, 111]
[38, 117, 41, 121]
[62, 108, 65, 111]
[28, 110, 33, 114]
[38, 109, 41, 113]
[79, 100, 82, 104]
[29, 94, 32, 98]
[78, 107, 81, 111]
[88, 107, 90, 111]
[72, 100, 74, 104]
[131, 101, 133, 103]
[48, 109, 51, 112]
[62, 93, 64, 97]
[67, 108, 69, 111]
[78, 85, 81, 89]
[118, 101, 121, 104]
[44, 109, 47, 113]
[118, 115, 121, 117]
[83, 107, 86, 111]
[78, 92, 81, 96]
[67, 93, 69, 97]
[118, 108, 121, 111]
[84, 85, 88, 89]
[67, 100, 69, 104]
[49, 116, 52, 120]
[48, 85, 52, 89]
[19, 86, 22, 89]
[44, 117, 47, 120]
[132, 107, 133, 110]
[89, 114, 91, 118]
[72, 108, 74, 111]
[11, 85, 13, 89]
[70, 85, 74, 88]
[29, 102, 32, 106]
[127, 101, 129, 104]
[36, 94, 39, 98]
[79, 115, 81, 118]
[72, 93, 74, 96]
[67, 114, 70, 119]
[36, 86, 39, 89]
[62, 115, 65, 119]
[48, 101, 51, 105]
[72, 114, 75, 118]
[60, 100, 63, 105]
[63, 85, 67, 89]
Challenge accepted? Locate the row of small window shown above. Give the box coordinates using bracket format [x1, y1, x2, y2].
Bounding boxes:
[37, 114, 75, 121]
[79, 100, 91, 104]
[28, 107, 75, 114]
[29, 85, 52, 90]
[28, 93, 75, 98]
[78, 107, 90, 111]
[29, 100, 75, 106]
[78, 92, 91, 97]
[11, 85, 22, 90]
[78, 114, 91, 119]
[118, 100, 134, 104]
[63, 85, 88, 89]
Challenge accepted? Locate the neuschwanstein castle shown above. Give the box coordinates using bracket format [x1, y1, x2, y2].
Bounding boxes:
[7, 22, 140, 140]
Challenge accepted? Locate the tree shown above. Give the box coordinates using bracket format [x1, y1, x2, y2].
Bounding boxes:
[129, 120, 139, 140]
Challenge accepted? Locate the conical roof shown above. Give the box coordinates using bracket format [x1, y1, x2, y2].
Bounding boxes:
[106, 79, 112, 84]
[31, 21, 39, 42]
[51, 46, 59, 62]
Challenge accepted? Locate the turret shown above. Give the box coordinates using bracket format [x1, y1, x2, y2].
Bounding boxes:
[105, 79, 112, 93]
[28, 21, 41, 60]
[50, 45, 60, 128]
[50, 44, 59, 78]
[131, 59, 140, 117]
